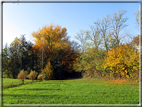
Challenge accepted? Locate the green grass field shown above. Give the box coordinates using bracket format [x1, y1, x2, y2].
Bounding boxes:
[3, 78, 139, 104]
[3, 78, 35, 89]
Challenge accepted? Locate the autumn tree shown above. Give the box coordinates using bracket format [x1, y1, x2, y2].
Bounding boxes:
[74, 9, 133, 79]
[133, 9, 140, 28]
[74, 15, 111, 77]
[41, 60, 53, 80]
[32, 24, 78, 80]
[130, 35, 139, 51]
[73, 46, 105, 78]
[74, 14, 111, 77]
[37, 73, 43, 81]
[18, 69, 27, 84]
[32, 24, 68, 68]
[27, 70, 38, 81]
[103, 44, 139, 79]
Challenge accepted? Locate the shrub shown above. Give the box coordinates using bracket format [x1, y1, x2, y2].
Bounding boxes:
[41, 61, 53, 80]
[18, 70, 27, 84]
[42, 70, 52, 80]
[37, 73, 43, 81]
[73, 47, 106, 78]
[27, 70, 38, 81]
[103, 44, 139, 79]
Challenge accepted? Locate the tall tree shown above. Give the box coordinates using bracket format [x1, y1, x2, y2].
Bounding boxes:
[88, 25, 102, 51]
[32, 24, 78, 80]
[134, 9, 140, 28]
[75, 30, 88, 54]
[20, 37, 35, 73]
[8, 37, 23, 78]
[94, 15, 111, 52]
[110, 9, 128, 47]
[2, 35, 35, 78]
[32, 24, 69, 70]
[2, 43, 11, 78]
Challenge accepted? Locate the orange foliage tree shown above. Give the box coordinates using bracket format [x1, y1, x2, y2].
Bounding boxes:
[32, 24, 79, 80]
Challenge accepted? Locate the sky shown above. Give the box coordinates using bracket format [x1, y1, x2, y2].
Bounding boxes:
[2, 1, 140, 49]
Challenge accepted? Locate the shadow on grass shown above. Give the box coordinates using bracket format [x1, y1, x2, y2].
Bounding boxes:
[3, 93, 65, 103]
[3, 94, 60, 97]
[17, 88, 61, 90]
[3, 81, 39, 89]
[39, 82, 58, 84]
[40, 81, 67, 85]
[3, 94, 62, 104]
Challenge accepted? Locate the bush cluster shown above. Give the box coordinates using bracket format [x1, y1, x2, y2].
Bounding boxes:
[18, 69, 47, 84]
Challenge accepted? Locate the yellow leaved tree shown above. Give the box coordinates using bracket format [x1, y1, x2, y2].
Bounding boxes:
[103, 44, 139, 79]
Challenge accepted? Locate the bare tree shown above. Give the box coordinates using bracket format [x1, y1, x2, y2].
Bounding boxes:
[88, 25, 102, 51]
[134, 9, 140, 28]
[110, 9, 128, 47]
[94, 15, 111, 52]
[75, 30, 88, 54]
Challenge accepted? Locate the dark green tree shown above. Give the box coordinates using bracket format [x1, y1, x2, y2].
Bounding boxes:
[2, 43, 11, 78]
[2, 35, 36, 78]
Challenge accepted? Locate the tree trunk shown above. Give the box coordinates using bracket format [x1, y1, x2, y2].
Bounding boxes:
[22, 80, 24, 84]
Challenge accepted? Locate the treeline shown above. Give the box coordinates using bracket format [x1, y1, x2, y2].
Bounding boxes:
[73, 9, 139, 80]
[2, 25, 79, 80]
[2, 9, 139, 80]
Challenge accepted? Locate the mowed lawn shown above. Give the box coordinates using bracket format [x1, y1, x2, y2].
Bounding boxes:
[3, 78, 33, 89]
[3, 78, 139, 104]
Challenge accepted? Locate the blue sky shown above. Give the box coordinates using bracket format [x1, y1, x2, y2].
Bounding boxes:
[3, 2, 139, 47]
